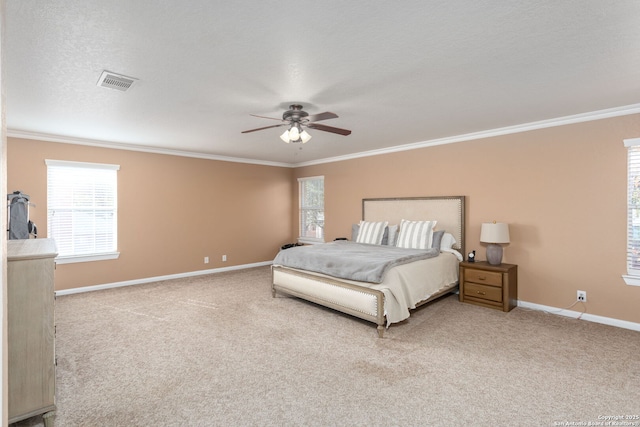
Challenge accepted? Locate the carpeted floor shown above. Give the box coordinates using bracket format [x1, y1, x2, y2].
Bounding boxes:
[12, 266, 640, 426]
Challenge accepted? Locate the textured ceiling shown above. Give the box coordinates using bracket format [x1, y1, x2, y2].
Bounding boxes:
[5, 1, 640, 166]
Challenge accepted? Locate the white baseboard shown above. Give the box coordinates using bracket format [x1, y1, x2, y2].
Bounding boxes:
[55, 261, 273, 296]
[518, 300, 640, 332]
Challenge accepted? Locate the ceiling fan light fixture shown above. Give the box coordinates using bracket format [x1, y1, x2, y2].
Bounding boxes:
[280, 129, 291, 143]
[289, 125, 300, 141]
[300, 130, 312, 143]
[279, 126, 310, 143]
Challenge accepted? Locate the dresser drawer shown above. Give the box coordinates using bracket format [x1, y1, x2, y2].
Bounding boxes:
[464, 268, 502, 287]
[464, 282, 503, 303]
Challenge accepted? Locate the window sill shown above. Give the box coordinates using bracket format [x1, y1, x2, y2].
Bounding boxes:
[622, 275, 640, 286]
[297, 238, 325, 245]
[56, 252, 120, 265]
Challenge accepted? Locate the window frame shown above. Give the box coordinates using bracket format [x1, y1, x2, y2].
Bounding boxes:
[298, 176, 325, 244]
[46, 159, 120, 264]
[623, 138, 640, 286]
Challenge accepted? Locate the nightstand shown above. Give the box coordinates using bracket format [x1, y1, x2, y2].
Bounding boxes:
[459, 261, 518, 312]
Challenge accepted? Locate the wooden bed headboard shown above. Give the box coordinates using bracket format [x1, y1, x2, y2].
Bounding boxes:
[362, 196, 466, 257]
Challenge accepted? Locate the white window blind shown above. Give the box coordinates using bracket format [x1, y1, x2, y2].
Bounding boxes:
[46, 159, 119, 263]
[624, 138, 640, 286]
[298, 176, 324, 244]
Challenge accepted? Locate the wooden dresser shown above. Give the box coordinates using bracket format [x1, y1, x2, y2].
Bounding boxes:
[459, 261, 518, 312]
[8, 238, 58, 427]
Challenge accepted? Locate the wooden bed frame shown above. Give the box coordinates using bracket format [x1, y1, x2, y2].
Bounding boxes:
[272, 196, 466, 337]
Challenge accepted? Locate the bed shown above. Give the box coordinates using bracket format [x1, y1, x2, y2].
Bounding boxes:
[271, 196, 465, 337]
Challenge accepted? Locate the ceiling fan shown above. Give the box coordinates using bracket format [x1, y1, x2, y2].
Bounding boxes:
[241, 104, 351, 143]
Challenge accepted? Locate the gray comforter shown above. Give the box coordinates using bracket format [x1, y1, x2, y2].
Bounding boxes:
[272, 240, 438, 283]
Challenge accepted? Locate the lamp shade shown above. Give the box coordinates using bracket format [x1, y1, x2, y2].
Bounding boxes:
[300, 130, 312, 143]
[280, 130, 291, 143]
[288, 125, 300, 141]
[480, 222, 510, 244]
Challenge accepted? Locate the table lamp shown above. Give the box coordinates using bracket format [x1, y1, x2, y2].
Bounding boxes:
[480, 222, 510, 265]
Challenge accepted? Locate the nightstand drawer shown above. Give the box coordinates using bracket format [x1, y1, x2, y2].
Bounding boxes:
[464, 282, 503, 303]
[464, 268, 502, 287]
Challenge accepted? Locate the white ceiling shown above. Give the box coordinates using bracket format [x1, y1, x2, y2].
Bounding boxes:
[5, 1, 640, 166]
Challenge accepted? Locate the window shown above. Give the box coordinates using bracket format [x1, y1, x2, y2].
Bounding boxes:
[298, 176, 324, 244]
[624, 138, 640, 286]
[46, 159, 119, 264]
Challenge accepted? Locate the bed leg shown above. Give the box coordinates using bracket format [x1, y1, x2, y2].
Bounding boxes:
[271, 286, 276, 298]
[377, 325, 385, 338]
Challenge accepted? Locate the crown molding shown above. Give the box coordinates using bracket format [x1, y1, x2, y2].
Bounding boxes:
[8, 103, 640, 169]
[6, 129, 293, 168]
[292, 103, 640, 167]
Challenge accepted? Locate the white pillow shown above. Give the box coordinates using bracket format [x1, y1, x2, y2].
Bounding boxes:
[356, 221, 388, 245]
[396, 219, 438, 249]
[440, 232, 457, 250]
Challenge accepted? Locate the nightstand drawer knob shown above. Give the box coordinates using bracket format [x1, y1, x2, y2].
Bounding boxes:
[478, 276, 486, 280]
[476, 290, 486, 295]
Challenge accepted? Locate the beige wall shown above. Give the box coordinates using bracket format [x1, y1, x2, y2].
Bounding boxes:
[294, 114, 640, 324]
[7, 114, 640, 324]
[8, 137, 294, 290]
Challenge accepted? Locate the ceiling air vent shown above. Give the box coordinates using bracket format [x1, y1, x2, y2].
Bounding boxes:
[97, 71, 137, 92]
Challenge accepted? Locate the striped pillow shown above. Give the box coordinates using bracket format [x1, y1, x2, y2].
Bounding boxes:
[396, 219, 438, 249]
[356, 221, 388, 245]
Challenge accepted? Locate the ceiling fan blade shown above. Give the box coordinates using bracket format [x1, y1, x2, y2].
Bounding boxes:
[241, 123, 288, 133]
[249, 114, 285, 122]
[306, 111, 338, 122]
[307, 123, 351, 136]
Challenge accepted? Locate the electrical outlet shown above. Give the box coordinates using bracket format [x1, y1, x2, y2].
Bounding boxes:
[577, 290, 587, 302]
[222, 255, 227, 262]
[204, 256, 209, 264]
